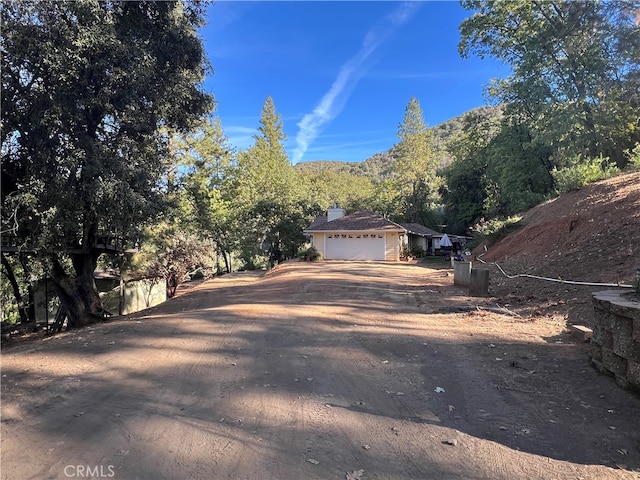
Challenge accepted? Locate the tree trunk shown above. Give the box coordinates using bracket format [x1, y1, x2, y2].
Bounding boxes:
[216, 243, 232, 274]
[410, 181, 419, 223]
[581, 101, 599, 158]
[222, 249, 231, 274]
[1, 252, 29, 324]
[49, 253, 103, 329]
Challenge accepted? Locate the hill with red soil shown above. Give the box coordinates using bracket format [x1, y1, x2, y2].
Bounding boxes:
[476, 171, 640, 326]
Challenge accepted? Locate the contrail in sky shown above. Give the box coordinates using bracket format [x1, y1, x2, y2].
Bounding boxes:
[292, 2, 420, 164]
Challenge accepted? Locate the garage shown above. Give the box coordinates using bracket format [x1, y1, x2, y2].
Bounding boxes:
[304, 210, 406, 262]
[325, 233, 385, 260]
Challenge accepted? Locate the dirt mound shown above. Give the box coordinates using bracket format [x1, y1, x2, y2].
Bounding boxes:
[477, 172, 640, 325]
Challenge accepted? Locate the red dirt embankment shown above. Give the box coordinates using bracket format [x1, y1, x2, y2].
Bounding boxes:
[476, 172, 640, 325]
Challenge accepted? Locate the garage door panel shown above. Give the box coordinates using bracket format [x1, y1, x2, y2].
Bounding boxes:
[325, 234, 385, 260]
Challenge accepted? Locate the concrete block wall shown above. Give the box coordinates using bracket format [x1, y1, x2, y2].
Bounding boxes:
[591, 290, 640, 391]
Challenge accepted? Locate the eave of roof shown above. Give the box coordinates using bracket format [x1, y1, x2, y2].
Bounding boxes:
[401, 223, 441, 237]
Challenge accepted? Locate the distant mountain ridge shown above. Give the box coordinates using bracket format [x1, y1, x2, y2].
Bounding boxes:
[293, 105, 502, 183]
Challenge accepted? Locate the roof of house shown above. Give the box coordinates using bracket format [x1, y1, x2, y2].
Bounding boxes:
[305, 211, 406, 232]
[306, 215, 328, 230]
[401, 223, 442, 237]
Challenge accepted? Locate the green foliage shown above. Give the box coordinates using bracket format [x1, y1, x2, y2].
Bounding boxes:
[459, 1, 640, 168]
[1, 269, 20, 324]
[394, 97, 440, 222]
[170, 116, 238, 273]
[236, 97, 297, 207]
[482, 122, 553, 217]
[233, 97, 312, 267]
[132, 223, 217, 296]
[444, 1, 638, 230]
[366, 179, 404, 220]
[1, 0, 213, 326]
[551, 155, 620, 194]
[301, 246, 322, 262]
[470, 215, 523, 246]
[626, 144, 640, 171]
[442, 108, 505, 229]
[296, 169, 374, 213]
[442, 154, 487, 229]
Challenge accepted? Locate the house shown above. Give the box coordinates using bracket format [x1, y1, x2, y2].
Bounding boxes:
[401, 223, 473, 256]
[304, 208, 407, 261]
[401, 223, 443, 256]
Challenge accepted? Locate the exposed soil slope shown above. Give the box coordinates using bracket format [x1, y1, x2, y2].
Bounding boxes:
[477, 171, 640, 325]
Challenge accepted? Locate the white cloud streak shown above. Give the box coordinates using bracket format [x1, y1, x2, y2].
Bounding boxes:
[292, 2, 420, 163]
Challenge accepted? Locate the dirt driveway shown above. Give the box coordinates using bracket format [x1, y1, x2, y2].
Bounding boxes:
[2, 261, 639, 480]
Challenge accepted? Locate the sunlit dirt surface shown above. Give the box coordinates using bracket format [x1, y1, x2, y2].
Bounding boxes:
[2, 261, 639, 479]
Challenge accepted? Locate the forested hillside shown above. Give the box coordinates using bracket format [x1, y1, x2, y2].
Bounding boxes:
[293, 105, 503, 183]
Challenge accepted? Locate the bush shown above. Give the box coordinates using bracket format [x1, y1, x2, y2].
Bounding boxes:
[552, 155, 620, 193]
[625, 143, 640, 171]
[302, 246, 322, 262]
[471, 215, 523, 246]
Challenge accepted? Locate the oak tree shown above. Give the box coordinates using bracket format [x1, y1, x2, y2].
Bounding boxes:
[459, 0, 640, 167]
[1, 0, 213, 327]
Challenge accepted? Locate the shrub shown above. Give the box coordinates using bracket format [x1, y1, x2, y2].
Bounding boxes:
[302, 246, 322, 262]
[625, 143, 640, 171]
[471, 215, 523, 246]
[552, 155, 620, 194]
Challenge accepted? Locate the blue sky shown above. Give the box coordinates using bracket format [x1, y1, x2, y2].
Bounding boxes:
[201, 1, 509, 164]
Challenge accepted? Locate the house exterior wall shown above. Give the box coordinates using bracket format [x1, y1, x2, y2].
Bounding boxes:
[312, 233, 326, 258]
[407, 234, 428, 253]
[385, 232, 402, 261]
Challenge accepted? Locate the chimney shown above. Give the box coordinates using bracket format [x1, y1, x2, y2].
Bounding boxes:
[327, 204, 345, 222]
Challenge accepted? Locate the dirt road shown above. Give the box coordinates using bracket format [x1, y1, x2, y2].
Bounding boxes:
[2, 261, 639, 479]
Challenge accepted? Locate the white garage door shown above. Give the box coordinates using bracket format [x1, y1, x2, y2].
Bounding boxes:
[325, 233, 385, 260]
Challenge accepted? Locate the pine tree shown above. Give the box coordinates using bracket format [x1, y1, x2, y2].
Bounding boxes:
[394, 97, 438, 223]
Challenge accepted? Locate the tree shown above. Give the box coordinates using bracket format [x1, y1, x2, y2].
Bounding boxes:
[296, 169, 374, 214]
[172, 117, 238, 273]
[235, 97, 301, 266]
[1, 253, 32, 324]
[394, 97, 439, 222]
[443, 106, 553, 229]
[459, 0, 640, 168]
[1, 1, 213, 328]
[442, 108, 502, 229]
[132, 222, 217, 298]
[482, 122, 553, 217]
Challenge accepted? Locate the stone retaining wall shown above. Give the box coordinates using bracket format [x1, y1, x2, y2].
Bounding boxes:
[590, 290, 640, 391]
